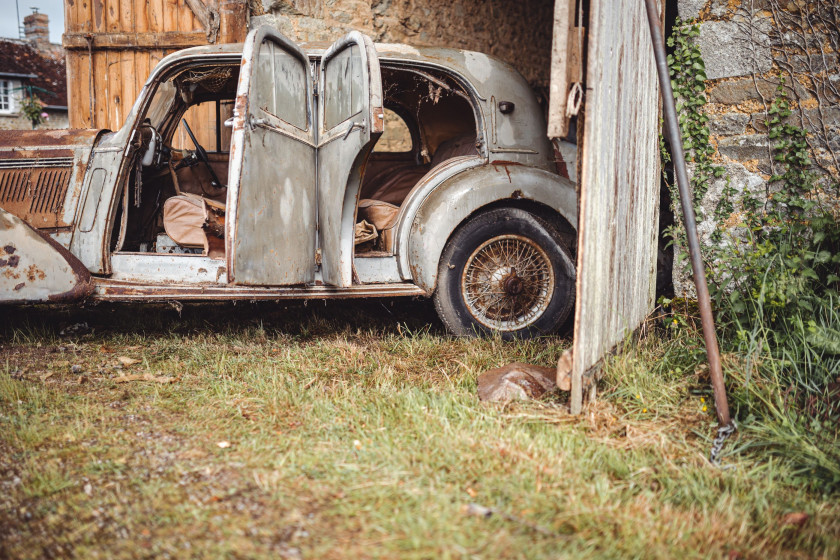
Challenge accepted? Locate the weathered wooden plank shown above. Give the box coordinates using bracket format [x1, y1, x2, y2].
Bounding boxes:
[134, 0, 149, 33]
[63, 31, 208, 49]
[121, 0, 135, 33]
[547, 0, 572, 138]
[163, 0, 177, 35]
[570, 0, 661, 413]
[149, 0, 165, 33]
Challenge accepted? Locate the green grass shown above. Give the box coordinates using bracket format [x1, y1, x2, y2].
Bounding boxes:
[1, 301, 838, 559]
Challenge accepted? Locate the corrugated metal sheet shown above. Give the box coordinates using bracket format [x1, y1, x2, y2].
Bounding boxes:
[569, 0, 661, 413]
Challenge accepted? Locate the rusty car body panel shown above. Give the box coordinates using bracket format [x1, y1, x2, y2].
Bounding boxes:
[0, 26, 577, 316]
[0, 207, 92, 302]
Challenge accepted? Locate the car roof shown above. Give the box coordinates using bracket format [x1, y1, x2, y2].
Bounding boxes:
[161, 40, 525, 95]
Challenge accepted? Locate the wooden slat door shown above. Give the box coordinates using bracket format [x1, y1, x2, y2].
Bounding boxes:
[569, 0, 661, 413]
[63, 0, 246, 143]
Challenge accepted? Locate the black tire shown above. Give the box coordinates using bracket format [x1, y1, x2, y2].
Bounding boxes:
[433, 207, 576, 339]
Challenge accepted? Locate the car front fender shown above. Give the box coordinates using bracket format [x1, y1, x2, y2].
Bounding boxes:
[397, 162, 577, 293]
[0, 207, 92, 303]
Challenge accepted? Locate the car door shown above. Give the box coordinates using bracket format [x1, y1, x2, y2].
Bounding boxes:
[317, 32, 384, 287]
[226, 27, 316, 286]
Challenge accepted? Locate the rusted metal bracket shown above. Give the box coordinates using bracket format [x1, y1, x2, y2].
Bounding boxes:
[643, 0, 732, 430]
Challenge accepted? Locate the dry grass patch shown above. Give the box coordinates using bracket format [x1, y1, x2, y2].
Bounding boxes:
[1, 301, 838, 559]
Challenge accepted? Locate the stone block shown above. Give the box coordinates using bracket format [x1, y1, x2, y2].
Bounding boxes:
[717, 133, 771, 162]
[790, 54, 839, 74]
[708, 76, 809, 106]
[678, 0, 706, 20]
[750, 105, 840, 134]
[709, 113, 750, 136]
[673, 161, 767, 297]
[696, 20, 772, 80]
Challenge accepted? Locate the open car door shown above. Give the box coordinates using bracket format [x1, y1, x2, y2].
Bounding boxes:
[227, 27, 317, 286]
[317, 32, 384, 287]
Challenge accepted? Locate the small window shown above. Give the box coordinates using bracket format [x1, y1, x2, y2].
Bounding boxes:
[171, 100, 234, 152]
[254, 41, 308, 130]
[374, 109, 413, 152]
[324, 44, 363, 129]
[0, 80, 19, 114]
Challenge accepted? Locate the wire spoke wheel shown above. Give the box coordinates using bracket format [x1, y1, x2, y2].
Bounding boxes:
[460, 234, 555, 331]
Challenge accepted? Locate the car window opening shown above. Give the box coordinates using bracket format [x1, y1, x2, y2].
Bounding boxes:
[355, 66, 480, 256]
[112, 64, 239, 259]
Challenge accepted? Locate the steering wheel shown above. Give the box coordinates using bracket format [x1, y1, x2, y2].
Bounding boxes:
[181, 119, 224, 189]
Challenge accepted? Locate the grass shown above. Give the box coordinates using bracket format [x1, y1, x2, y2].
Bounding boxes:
[1, 300, 838, 559]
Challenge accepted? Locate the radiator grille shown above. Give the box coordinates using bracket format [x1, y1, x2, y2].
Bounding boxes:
[0, 166, 72, 228]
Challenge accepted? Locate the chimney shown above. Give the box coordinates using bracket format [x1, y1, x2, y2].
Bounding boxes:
[23, 11, 50, 47]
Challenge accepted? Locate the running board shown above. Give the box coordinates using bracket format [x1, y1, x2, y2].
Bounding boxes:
[92, 279, 427, 302]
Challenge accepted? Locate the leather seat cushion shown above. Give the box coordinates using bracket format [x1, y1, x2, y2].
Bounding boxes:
[358, 199, 400, 252]
[163, 195, 208, 249]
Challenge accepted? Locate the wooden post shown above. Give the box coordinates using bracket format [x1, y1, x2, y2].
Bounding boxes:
[219, 0, 248, 44]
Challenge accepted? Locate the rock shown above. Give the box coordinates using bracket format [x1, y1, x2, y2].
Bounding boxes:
[60, 322, 90, 337]
[696, 20, 772, 80]
[708, 76, 807, 106]
[477, 362, 558, 402]
[709, 113, 749, 136]
[70, 364, 83, 374]
[677, 0, 706, 20]
[717, 134, 771, 162]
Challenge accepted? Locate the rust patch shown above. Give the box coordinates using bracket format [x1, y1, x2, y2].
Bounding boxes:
[553, 144, 570, 179]
[1, 254, 21, 268]
[3, 244, 15, 254]
[511, 189, 523, 199]
[490, 160, 522, 183]
[13, 282, 24, 291]
[0, 129, 100, 149]
[25, 264, 46, 282]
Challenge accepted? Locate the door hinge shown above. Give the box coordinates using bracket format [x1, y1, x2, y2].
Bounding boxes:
[315, 248, 322, 266]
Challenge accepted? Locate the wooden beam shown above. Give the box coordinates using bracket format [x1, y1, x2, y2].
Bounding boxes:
[62, 31, 208, 50]
[548, 0, 574, 139]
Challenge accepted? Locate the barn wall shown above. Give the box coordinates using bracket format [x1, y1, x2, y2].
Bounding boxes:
[63, 0, 247, 133]
[673, 0, 840, 295]
[255, 0, 555, 89]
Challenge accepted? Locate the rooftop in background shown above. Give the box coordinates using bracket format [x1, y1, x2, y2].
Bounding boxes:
[0, 12, 66, 108]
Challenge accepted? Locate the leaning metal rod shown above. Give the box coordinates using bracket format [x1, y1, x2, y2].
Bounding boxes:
[643, 0, 732, 428]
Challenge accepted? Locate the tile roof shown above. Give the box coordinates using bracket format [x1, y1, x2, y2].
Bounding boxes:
[0, 38, 67, 108]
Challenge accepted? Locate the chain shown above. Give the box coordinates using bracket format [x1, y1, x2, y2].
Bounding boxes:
[709, 421, 737, 465]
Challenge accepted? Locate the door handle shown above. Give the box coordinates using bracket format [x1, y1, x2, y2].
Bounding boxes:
[342, 121, 365, 140]
[249, 116, 268, 129]
[224, 117, 234, 128]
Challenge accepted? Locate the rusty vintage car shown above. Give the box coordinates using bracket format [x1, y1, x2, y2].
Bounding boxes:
[0, 26, 578, 338]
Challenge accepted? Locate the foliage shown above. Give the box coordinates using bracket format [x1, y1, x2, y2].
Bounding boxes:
[664, 19, 728, 255]
[664, 20, 840, 491]
[19, 93, 46, 129]
[13, 84, 49, 129]
[2, 304, 840, 558]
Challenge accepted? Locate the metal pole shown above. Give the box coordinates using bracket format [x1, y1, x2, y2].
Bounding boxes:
[643, 0, 732, 428]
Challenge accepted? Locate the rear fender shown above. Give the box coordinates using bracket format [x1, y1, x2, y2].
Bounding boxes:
[398, 163, 577, 293]
[0, 207, 92, 303]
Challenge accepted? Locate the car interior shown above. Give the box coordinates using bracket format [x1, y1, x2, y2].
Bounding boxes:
[112, 60, 480, 268]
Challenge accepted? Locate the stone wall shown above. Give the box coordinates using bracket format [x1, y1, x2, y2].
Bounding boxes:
[0, 109, 69, 131]
[253, 0, 555, 89]
[674, 0, 839, 294]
